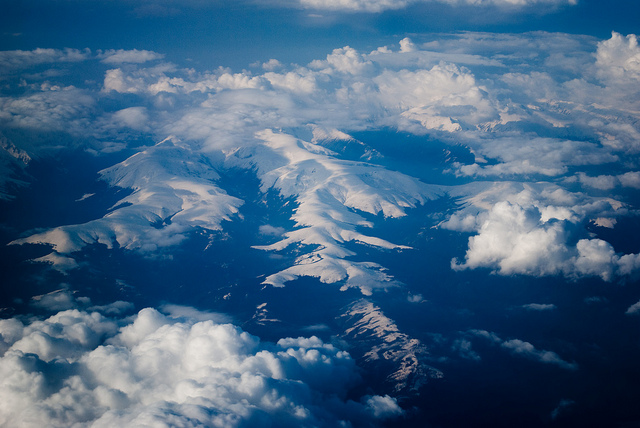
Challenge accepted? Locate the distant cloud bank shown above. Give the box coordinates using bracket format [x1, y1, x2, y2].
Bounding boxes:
[293, 0, 576, 13]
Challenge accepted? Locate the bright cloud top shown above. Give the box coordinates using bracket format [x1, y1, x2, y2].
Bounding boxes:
[0, 306, 403, 427]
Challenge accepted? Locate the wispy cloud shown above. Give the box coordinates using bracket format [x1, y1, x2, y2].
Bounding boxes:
[291, 0, 576, 13]
[469, 330, 578, 370]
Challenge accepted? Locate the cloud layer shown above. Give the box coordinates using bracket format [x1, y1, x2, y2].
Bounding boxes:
[0, 306, 403, 427]
[292, 0, 576, 13]
[3, 32, 640, 290]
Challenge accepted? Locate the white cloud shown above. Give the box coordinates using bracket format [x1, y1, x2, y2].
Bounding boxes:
[298, 0, 411, 13]
[399, 37, 416, 53]
[470, 330, 577, 370]
[100, 49, 164, 64]
[111, 106, 150, 131]
[310, 46, 372, 74]
[575, 173, 618, 190]
[0, 86, 95, 133]
[625, 300, 640, 315]
[596, 32, 640, 82]
[29, 289, 77, 311]
[618, 171, 640, 189]
[574, 239, 617, 281]
[259, 225, 286, 237]
[407, 293, 424, 303]
[0, 307, 403, 427]
[294, 0, 576, 13]
[448, 184, 639, 281]
[102, 66, 265, 95]
[0, 48, 90, 75]
[573, 172, 640, 191]
[451, 201, 573, 276]
[522, 303, 556, 311]
[501, 339, 577, 370]
[263, 71, 317, 94]
[453, 138, 618, 178]
[261, 58, 283, 71]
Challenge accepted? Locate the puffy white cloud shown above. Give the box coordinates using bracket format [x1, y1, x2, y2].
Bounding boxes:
[575, 173, 619, 190]
[0, 86, 95, 133]
[102, 66, 265, 96]
[596, 32, 640, 82]
[573, 239, 617, 281]
[450, 191, 640, 281]
[618, 171, 640, 189]
[310, 46, 372, 74]
[570, 171, 640, 191]
[111, 106, 150, 131]
[263, 71, 317, 94]
[451, 200, 571, 276]
[261, 58, 283, 71]
[0, 307, 403, 427]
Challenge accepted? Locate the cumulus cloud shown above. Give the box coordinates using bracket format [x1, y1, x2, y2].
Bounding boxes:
[449, 186, 639, 281]
[571, 172, 640, 190]
[451, 201, 571, 276]
[596, 32, 640, 82]
[0, 86, 95, 133]
[0, 307, 404, 427]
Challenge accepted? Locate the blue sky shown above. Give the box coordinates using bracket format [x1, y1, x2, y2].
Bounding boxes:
[2, 0, 639, 70]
